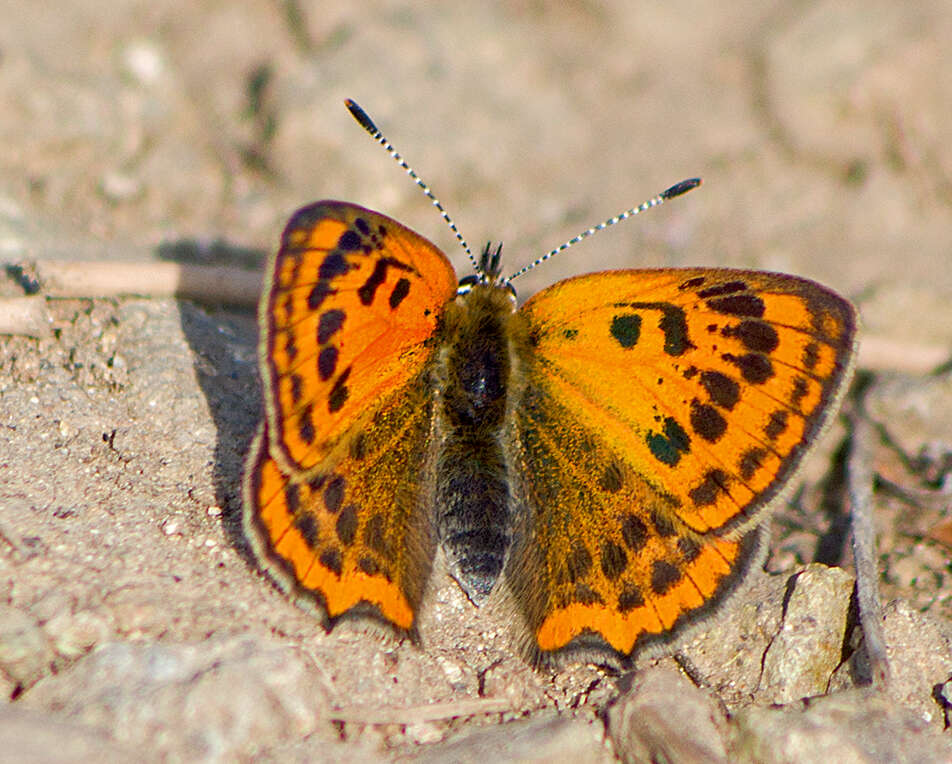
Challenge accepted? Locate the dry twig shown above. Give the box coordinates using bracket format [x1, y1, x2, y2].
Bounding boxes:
[18, 260, 260, 307]
[847, 390, 891, 689]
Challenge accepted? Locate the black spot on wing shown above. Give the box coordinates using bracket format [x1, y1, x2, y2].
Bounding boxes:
[599, 541, 628, 580]
[335, 504, 358, 546]
[317, 309, 346, 344]
[707, 293, 765, 318]
[650, 508, 677, 537]
[650, 560, 682, 594]
[739, 448, 767, 481]
[307, 282, 335, 311]
[389, 277, 411, 309]
[357, 257, 415, 306]
[765, 410, 789, 441]
[803, 342, 821, 370]
[337, 230, 362, 251]
[565, 544, 593, 584]
[358, 556, 381, 576]
[615, 301, 692, 355]
[290, 373, 303, 404]
[318, 346, 338, 381]
[294, 511, 319, 547]
[298, 404, 315, 445]
[319, 547, 342, 576]
[323, 475, 345, 513]
[678, 276, 707, 290]
[689, 469, 729, 507]
[729, 319, 779, 354]
[571, 584, 604, 606]
[621, 514, 648, 552]
[610, 314, 642, 348]
[646, 416, 691, 467]
[319, 252, 350, 279]
[349, 431, 368, 461]
[328, 366, 352, 413]
[284, 483, 300, 514]
[701, 370, 740, 410]
[678, 536, 702, 563]
[697, 280, 748, 298]
[723, 352, 774, 384]
[599, 461, 624, 493]
[790, 376, 810, 411]
[690, 400, 728, 442]
[618, 582, 645, 612]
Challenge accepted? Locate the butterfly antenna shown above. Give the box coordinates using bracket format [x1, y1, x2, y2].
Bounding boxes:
[503, 177, 702, 285]
[345, 99, 480, 273]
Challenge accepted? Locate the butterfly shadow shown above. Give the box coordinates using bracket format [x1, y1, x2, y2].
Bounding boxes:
[170, 239, 264, 560]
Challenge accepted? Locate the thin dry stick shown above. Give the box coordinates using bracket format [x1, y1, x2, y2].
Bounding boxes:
[24, 261, 260, 306]
[847, 397, 890, 689]
[9, 262, 952, 373]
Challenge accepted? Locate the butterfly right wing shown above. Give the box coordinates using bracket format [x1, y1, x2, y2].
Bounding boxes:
[503, 268, 856, 666]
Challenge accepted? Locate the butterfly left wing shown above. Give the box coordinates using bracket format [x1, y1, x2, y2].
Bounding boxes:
[243, 202, 457, 637]
[503, 268, 856, 665]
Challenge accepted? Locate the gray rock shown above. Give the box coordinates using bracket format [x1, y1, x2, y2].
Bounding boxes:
[677, 564, 858, 710]
[0, 705, 138, 764]
[410, 714, 613, 764]
[0, 604, 54, 691]
[607, 666, 729, 764]
[733, 689, 952, 764]
[760, 564, 855, 703]
[21, 639, 336, 761]
[831, 599, 952, 730]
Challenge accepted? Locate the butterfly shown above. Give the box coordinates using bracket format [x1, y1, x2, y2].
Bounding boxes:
[241, 101, 857, 668]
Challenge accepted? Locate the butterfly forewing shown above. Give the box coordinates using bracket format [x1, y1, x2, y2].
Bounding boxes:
[260, 202, 457, 473]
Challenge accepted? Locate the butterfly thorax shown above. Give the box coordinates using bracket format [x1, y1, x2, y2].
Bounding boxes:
[433, 283, 526, 604]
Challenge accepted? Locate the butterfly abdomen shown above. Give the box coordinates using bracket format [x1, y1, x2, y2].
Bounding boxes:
[434, 285, 521, 604]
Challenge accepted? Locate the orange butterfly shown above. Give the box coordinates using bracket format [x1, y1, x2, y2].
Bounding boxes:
[242, 101, 857, 667]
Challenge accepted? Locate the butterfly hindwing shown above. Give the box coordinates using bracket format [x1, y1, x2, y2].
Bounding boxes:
[505, 268, 856, 663]
[243, 377, 438, 635]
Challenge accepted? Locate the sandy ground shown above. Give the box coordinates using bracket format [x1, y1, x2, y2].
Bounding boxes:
[1, 2, 951, 761]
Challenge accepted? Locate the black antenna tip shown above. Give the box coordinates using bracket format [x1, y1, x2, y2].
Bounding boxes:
[345, 99, 379, 134]
[661, 177, 702, 200]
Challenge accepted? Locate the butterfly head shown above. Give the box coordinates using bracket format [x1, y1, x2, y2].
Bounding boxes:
[457, 242, 516, 301]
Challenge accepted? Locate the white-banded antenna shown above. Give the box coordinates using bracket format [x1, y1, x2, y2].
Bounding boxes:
[347, 100, 701, 286]
[345, 99, 480, 273]
[503, 177, 702, 285]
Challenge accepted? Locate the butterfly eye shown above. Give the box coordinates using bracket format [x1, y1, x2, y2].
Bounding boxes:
[457, 274, 480, 295]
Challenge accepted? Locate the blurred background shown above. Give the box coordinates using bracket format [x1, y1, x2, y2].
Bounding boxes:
[1, 1, 949, 353]
[1, 4, 951, 758]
